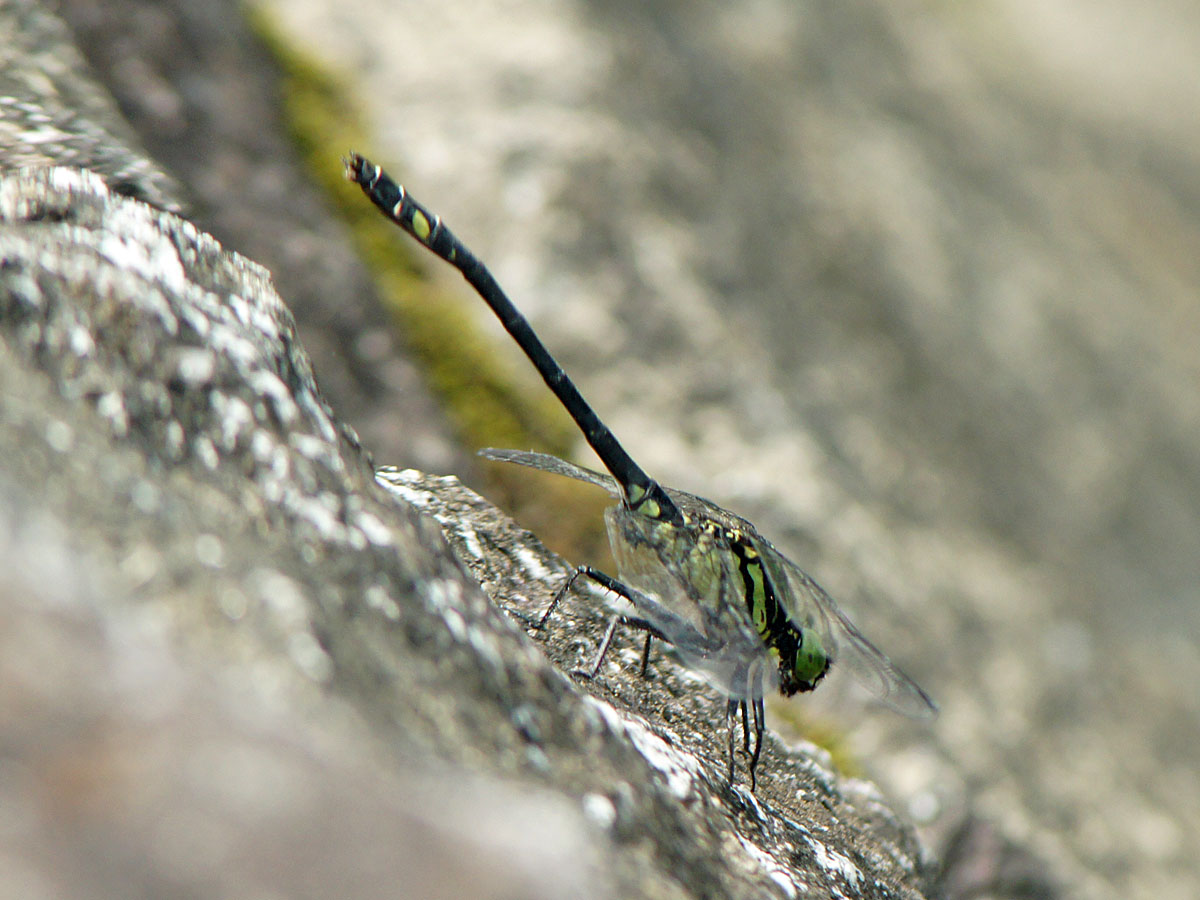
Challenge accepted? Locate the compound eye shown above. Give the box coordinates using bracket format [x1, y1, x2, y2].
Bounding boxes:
[793, 629, 830, 688]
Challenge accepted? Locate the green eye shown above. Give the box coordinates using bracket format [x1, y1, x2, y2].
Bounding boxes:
[793, 630, 829, 686]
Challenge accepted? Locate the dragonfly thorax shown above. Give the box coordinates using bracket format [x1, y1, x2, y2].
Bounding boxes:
[730, 533, 833, 697]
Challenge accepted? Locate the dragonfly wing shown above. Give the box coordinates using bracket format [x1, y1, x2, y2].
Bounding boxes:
[605, 505, 778, 700]
[611, 577, 770, 698]
[822, 601, 938, 718]
[479, 448, 621, 497]
[766, 543, 937, 718]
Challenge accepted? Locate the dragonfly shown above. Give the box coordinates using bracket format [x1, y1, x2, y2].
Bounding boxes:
[346, 153, 936, 789]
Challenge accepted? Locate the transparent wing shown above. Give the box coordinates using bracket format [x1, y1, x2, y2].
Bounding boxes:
[479, 448, 621, 496]
[762, 539, 937, 718]
[603, 505, 778, 701]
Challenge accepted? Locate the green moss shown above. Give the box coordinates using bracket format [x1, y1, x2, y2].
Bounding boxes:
[247, 6, 612, 561]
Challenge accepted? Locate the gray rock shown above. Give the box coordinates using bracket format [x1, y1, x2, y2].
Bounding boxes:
[0, 0, 180, 210]
[53, 0, 468, 477]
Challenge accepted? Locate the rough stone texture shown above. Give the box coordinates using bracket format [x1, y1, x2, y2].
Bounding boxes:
[54, 0, 466, 477]
[0, 0, 179, 209]
[0, 476, 606, 900]
[0, 3, 947, 898]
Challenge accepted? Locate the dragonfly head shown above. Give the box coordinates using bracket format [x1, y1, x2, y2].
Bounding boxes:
[777, 625, 832, 697]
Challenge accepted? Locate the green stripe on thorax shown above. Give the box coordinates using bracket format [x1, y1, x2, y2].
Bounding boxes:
[730, 533, 783, 642]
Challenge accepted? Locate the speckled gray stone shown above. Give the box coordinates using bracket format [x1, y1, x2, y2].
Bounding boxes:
[0, 0, 180, 209]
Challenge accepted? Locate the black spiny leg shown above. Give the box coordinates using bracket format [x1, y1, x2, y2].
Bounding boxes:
[741, 700, 752, 753]
[749, 696, 765, 789]
[638, 632, 654, 677]
[724, 686, 766, 790]
[723, 698, 766, 791]
[539, 565, 667, 681]
[726, 699, 740, 785]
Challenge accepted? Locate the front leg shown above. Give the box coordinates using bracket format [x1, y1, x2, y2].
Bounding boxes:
[539, 565, 669, 679]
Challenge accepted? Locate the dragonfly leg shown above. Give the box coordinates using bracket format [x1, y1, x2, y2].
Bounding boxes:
[537, 567, 585, 629]
[542, 566, 667, 680]
[722, 697, 765, 790]
[638, 632, 654, 677]
[748, 696, 765, 791]
[539, 566, 634, 627]
[578, 614, 621, 679]
[725, 698, 740, 785]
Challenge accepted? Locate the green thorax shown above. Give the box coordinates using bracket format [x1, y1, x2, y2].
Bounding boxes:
[606, 493, 831, 698]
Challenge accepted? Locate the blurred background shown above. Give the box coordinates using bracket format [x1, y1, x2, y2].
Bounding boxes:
[58, 0, 1200, 897]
